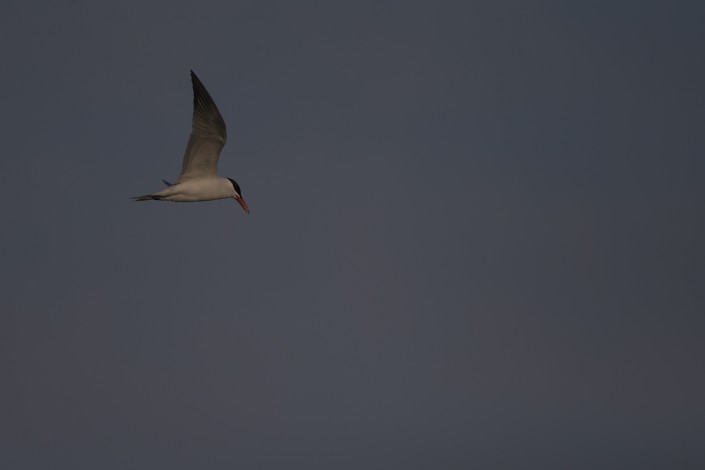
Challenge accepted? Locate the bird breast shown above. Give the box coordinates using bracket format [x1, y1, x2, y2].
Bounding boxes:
[164, 177, 233, 202]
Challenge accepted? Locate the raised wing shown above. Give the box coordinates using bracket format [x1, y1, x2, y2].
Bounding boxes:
[177, 71, 228, 182]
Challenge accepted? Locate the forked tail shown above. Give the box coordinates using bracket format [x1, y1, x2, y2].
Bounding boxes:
[132, 180, 174, 201]
[131, 194, 164, 201]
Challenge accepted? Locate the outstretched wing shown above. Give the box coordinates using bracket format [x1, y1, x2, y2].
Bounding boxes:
[177, 71, 227, 182]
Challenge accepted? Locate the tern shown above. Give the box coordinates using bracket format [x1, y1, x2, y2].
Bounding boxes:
[132, 70, 250, 214]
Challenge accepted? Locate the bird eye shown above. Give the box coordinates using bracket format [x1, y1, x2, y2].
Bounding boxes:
[227, 178, 242, 196]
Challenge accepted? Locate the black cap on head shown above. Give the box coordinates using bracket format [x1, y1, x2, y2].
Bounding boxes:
[227, 178, 242, 196]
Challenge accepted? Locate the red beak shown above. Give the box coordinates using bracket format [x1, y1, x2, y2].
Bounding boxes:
[236, 196, 250, 214]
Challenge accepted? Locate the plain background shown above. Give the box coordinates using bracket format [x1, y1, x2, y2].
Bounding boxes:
[1, 1, 704, 468]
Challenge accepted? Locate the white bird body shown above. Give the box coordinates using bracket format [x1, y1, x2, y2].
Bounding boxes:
[144, 177, 237, 202]
[133, 70, 250, 214]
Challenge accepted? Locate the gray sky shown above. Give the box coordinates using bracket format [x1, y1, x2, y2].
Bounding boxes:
[1, 1, 704, 468]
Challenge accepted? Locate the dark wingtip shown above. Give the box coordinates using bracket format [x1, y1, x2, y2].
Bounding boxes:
[162, 179, 173, 187]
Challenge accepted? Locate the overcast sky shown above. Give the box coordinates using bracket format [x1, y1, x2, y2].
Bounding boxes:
[1, 1, 704, 468]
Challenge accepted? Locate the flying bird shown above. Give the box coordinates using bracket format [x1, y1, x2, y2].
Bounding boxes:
[132, 71, 249, 214]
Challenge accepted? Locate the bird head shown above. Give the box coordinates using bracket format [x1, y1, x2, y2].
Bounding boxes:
[227, 178, 249, 214]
